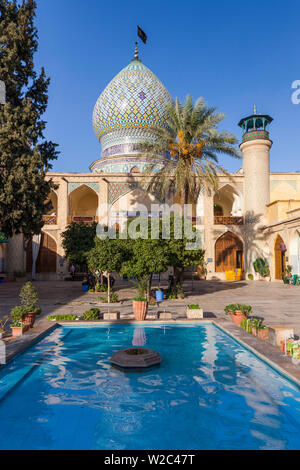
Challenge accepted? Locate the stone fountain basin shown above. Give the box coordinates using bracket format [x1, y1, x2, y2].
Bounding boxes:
[110, 348, 162, 369]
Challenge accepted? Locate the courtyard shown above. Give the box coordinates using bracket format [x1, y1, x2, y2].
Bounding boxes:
[1, 277, 299, 335]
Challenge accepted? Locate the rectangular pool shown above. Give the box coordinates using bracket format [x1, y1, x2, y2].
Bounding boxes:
[0, 323, 299, 450]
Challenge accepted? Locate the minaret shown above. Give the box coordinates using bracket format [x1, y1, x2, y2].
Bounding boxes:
[238, 108, 273, 224]
[238, 108, 273, 276]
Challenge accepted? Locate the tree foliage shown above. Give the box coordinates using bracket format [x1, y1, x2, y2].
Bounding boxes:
[87, 237, 126, 302]
[61, 222, 97, 267]
[0, 0, 58, 239]
[146, 95, 240, 205]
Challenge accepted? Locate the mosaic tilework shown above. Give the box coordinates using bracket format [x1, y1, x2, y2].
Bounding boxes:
[68, 182, 100, 194]
[108, 182, 138, 205]
[92, 60, 173, 158]
[108, 181, 165, 206]
[91, 157, 165, 174]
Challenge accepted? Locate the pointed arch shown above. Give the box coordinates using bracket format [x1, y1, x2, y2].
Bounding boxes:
[214, 184, 243, 217]
[215, 231, 243, 272]
[69, 184, 98, 220]
[289, 229, 300, 275]
[274, 234, 286, 280]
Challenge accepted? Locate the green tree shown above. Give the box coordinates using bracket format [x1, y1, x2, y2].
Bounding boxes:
[61, 222, 97, 269]
[121, 238, 170, 301]
[123, 214, 205, 297]
[87, 237, 125, 303]
[146, 95, 240, 207]
[0, 0, 58, 239]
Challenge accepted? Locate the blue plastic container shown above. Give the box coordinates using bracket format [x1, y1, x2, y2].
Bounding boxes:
[155, 290, 164, 302]
[82, 284, 89, 293]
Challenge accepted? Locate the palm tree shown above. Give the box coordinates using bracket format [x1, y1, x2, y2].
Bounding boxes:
[146, 95, 241, 208]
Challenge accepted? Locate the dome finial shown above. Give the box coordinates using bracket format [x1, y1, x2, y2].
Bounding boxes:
[133, 41, 140, 61]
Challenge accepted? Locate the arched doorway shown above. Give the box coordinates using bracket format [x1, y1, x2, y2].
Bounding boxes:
[274, 235, 286, 280]
[289, 230, 300, 275]
[26, 233, 57, 273]
[215, 232, 243, 272]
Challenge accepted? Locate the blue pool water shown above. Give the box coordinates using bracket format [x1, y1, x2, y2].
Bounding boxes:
[0, 323, 300, 450]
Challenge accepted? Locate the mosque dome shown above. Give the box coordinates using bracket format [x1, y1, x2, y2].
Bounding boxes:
[92, 51, 173, 172]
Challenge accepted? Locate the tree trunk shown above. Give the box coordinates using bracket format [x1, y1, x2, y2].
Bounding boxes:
[107, 272, 111, 303]
[147, 274, 153, 302]
[173, 267, 184, 295]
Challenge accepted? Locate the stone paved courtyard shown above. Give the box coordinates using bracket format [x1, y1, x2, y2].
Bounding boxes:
[0, 278, 299, 336]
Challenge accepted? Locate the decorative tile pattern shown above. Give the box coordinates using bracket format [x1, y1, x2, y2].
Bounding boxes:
[108, 181, 165, 206]
[92, 156, 165, 174]
[108, 182, 138, 205]
[68, 182, 100, 194]
[92, 60, 173, 158]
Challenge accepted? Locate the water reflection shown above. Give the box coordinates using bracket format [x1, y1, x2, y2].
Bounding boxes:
[132, 327, 147, 347]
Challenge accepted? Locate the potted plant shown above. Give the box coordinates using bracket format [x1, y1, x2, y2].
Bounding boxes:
[251, 318, 269, 341]
[186, 304, 203, 319]
[10, 306, 30, 337]
[19, 281, 40, 327]
[132, 280, 148, 321]
[224, 304, 252, 327]
[0, 315, 9, 339]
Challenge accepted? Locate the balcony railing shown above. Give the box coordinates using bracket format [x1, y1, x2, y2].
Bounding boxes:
[43, 215, 57, 225]
[214, 216, 244, 225]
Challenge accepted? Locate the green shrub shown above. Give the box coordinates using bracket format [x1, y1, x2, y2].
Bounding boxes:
[98, 292, 119, 303]
[133, 296, 147, 302]
[224, 304, 252, 316]
[250, 317, 266, 330]
[83, 308, 100, 320]
[240, 318, 252, 333]
[19, 282, 39, 307]
[253, 258, 270, 277]
[10, 306, 28, 323]
[188, 304, 200, 309]
[248, 274, 254, 281]
[47, 314, 78, 321]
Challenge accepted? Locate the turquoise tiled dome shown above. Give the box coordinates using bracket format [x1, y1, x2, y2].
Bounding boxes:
[92, 59, 173, 159]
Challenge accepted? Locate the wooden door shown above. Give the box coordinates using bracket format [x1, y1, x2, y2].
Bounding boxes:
[215, 232, 243, 272]
[26, 233, 57, 273]
[274, 235, 285, 280]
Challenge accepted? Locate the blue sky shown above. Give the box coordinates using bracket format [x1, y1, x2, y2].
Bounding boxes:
[35, 0, 300, 173]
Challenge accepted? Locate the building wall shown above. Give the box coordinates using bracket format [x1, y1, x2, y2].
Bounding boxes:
[4, 167, 300, 282]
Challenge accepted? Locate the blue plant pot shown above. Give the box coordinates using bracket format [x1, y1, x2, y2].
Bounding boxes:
[155, 290, 164, 302]
[82, 284, 89, 293]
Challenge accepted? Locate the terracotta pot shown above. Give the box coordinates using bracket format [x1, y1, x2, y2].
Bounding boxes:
[257, 328, 269, 341]
[230, 310, 246, 327]
[11, 326, 23, 337]
[22, 311, 36, 328]
[252, 327, 258, 336]
[133, 300, 148, 321]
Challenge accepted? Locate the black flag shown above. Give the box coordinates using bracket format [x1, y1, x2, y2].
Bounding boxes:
[137, 26, 147, 44]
